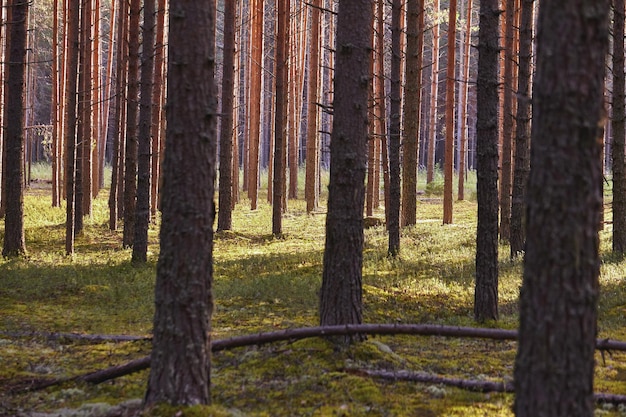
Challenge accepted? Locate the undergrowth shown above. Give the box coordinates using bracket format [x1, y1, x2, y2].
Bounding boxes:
[0, 175, 624, 416]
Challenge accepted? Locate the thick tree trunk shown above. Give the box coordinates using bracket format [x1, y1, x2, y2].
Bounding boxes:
[132, 0, 156, 263]
[613, 0, 626, 253]
[143, 0, 217, 406]
[443, 0, 457, 225]
[319, 0, 372, 346]
[509, 0, 533, 258]
[2, 0, 28, 257]
[388, 0, 402, 255]
[401, 0, 425, 227]
[514, 2, 609, 416]
[474, 0, 500, 322]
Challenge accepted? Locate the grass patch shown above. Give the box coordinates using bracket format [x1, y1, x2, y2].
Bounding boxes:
[0, 175, 625, 416]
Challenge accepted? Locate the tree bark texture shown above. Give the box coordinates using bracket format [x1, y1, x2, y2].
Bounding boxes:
[144, 0, 217, 407]
[513, 2, 609, 416]
[612, 0, 626, 253]
[132, 0, 156, 263]
[401, 0, 425, 227]
[319, 0, 372, 345]
[305, 0, 321, 213]
[509, 0, 533, 258]
[443, 0, 457, 225]
[217, 0, 236, 232]
[474, 0, 500, 322]
[2, 0, 28, 257]
[388, 0, 402, 255]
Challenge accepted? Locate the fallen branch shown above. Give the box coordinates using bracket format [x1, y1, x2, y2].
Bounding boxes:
[0, 330, 150, 343]
[353, 369, 626, 405]
[15, 324, 626, 391]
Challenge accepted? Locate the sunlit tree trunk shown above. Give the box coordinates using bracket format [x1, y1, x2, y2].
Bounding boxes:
[443, 0, 456, 225]
[92, 0, 102, 197]
[248, 0, 263, 209]
[319, 0, 372, 346]
[2, 0, 28, 257]
[144, 0, 217, 405]
[474, 0, 500, 322]
[150, 0, 166, 220]
[376, 0, 389, 224]
[305, 0, 321, 213]
[514, 2, 608, 415]
[51, 0, 61, 207]
[457, 0, 473, 201]
[510, 0, 533, 258]
[427, 0, 440, 184]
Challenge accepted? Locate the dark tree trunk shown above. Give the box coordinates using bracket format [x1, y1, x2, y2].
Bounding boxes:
[272, 0, 289, 236]
[514, 2, 609, 416]
[131, 0, 156, 263]
[150, 0, 166, 220]
[474, 0, 500, 322]
[509, 0, 533, 258]
[143, 0, 217, 406]
[613, 0, 626, 253]
[401, 0, 424, 227]
[388, 0, 401, 256]
[64, 0, 80, 255]
[122, 0, 141, 248]
[319, 0, 372, 346]
[2, 0, 28, 257]
[217, 0, 236, 232]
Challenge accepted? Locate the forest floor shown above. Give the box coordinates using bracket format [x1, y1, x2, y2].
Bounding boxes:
[1, 177, 626, 416]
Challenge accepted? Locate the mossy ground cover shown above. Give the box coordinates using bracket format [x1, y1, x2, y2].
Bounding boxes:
[1, 172, 626, 416]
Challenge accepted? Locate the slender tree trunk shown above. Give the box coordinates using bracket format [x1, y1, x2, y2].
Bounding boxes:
[514, 2, 609, 415]
[116, 1, 128, 221]
[65, 0, 80, 255]
[51, 0, 60, 207]
[131, 0, 155, 263]
[388, 0, 402, 255]
[0, 0, 11, 220]
[474, 0, 500, 322]
[144, 0, 217, 405]
[613, 0, 626, 253]
[427, 0, 440, 184]
[150, 0, 165, 220]
[218, 0, 236, 232]
[457, 0, 473, 201]
[319, 0, 372, 346]
[122, 0, 140, 247]
[248, 0, 264, 209]
[443, 0, 457, 225]
[92, 0, 102, 198]
[401, 0, 424, 227]
[108, 0, 121, 231]
[2, 0, 28, 257]
[376, 0, 389, 224]
[509, 0, 533, 258]
[305, 0, 321, 213]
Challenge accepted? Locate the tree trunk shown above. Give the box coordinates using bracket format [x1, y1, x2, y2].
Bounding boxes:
[51, 0, 61, 208]
[2, 0, 28, 257]
[122, 0, 141, 248]
[272, 0, 289, 235]
[131, 0, 156, 263]
[388, 0, 402, 255]
[144, 0, 217, 406]
[443, 0, 457, 225]
[457, 0, 473, 201]
[218, 0, 236, 232]
[613, 0, 626, 253]
[401, 0, 425, 227]
[474, 0, 499, 322]
[509, 0, 533, 258]
[427, 0, 440, 184]
[305, 0, 321, 213]
[514, 2, 609, 416]
[150, 0, 166, 220]
[64, 0, 80, 255]
[319, 0, 372, 346]
[248, 0, 264, 210]
[376, 0, 389, 225]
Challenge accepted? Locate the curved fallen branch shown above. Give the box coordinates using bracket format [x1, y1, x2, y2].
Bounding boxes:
[352, 368, 626, 405]
[16, 324, 626, 392]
